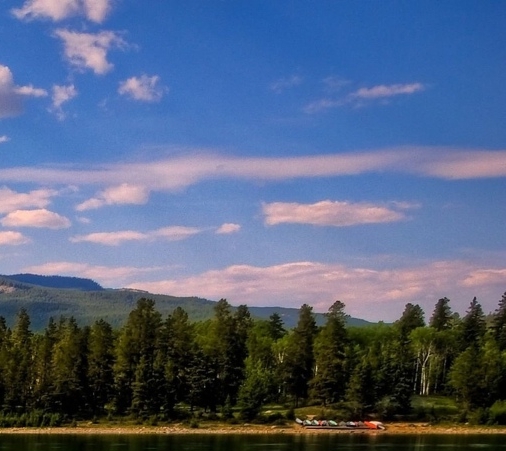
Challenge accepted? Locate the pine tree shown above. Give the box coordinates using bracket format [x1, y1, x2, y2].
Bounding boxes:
[430, 297, 453, 331]
[492, 292, 506, 350]
[310, 300, 349, 405]
[282, 304, 317, 406]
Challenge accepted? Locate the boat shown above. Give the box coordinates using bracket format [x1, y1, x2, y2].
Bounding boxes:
[295, 418, 385, 430]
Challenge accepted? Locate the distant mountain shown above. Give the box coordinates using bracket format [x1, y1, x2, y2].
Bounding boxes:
[0, 274, 373, 331]
[6, 274, 104, 291]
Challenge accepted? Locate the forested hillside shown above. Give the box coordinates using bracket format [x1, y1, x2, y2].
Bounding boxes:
[0, 274, 371, 330]
[0, 292, 505, 427]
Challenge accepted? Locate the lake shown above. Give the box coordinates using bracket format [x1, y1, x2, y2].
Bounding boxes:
[0, 433, 506, 451]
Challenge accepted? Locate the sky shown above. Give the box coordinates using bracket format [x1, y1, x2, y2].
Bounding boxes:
[0, 1, 505, 323]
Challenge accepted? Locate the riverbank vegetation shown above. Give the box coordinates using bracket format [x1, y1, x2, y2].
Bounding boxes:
[0, 292, 505, 427]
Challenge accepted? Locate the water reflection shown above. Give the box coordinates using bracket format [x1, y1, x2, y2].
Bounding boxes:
[1, 433, 506, 451]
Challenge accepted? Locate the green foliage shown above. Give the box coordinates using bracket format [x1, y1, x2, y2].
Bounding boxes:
[0, 291, 505, 426]
[489, 400, 506, 425]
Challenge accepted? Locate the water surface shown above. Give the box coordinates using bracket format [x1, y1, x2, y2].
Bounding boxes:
[0, 433, 505, 451]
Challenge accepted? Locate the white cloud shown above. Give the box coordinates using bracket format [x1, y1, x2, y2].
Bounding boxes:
[0, 136, 9, 144]
[350, 83, 425, 100]
[49, 84, 77, 120]
[14, 85, 48, 97]
[0, 231, 31, 246]
[263, 200, 417, 227]
[1, 209, 71, 229]
[304, 82, 425, 113]
[12, 0, 111, 23]
[76, 183, 149, 211]
[54, 29, 128, 75]
[0, 65, 47, 118]
[0, 187, 58, 214]
[70, 225, 202, 246]
[270, 75, 303, 94]
[216, 223, 241, 234]
[118, 75, 167, 102]
[0, 148, 505, 192]
[127, 260, 506, 322]
[303, 98, 343, 114]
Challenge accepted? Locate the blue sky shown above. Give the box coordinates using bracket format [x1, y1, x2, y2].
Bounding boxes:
[0, 1, 505, 322]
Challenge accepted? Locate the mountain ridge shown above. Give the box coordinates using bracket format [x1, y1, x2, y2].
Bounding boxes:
[0, 273, 373, 330]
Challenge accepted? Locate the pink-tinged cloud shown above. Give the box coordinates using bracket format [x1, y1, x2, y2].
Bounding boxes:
[0, 65, 47, 118]
[23, 261, 166, 287]
[1, 209, 71, 229]
[70, 230, 147, 246]
[263, 200, 417, 227]
[216, 223, 241, 234]
[49, 84, 77, 120]
[153, 226, 202, 241]
[76, 183, 149, 211]
[0, 148, 505, 191]
[0, 231, 31, 246]
[70, 226, 202, 246]
[0, 187, 58, 214]
[12, 0, 111, 23]
[54, 29, 128, 75]
[126, 260, 506, 322]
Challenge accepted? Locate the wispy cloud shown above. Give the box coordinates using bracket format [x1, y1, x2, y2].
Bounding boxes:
[216, 223, 241, 234]
[304, 81, 425, 113]
[263, 200, 418, 227]
[0, 136, 10, 144]
[0, 148, 505, 198]
[0, 231, 31, 246]
[322, 76, 350, 92]
[118, 75, 168, 102]
[1, 209, 71, 229]
[0, 65, 47, 118]
[303, 98, 343, 114]
[270, 75, 303, 94]
[70, 225, 202, 246]
[53, 29, 128, 75]
[49, 84, 77, 120]
[76, 183, 149, 211]
[12, 0, 112, 23]
[126, 259, 506, 321]
[350, 82, 425, 100]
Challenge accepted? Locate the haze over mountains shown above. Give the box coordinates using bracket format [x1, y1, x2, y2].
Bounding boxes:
[0, 273, 372, 331]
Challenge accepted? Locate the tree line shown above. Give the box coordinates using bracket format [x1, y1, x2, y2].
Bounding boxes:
[0, 292, 505, 424]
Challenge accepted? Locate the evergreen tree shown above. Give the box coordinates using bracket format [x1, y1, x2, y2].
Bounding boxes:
[267, 313, 286, 341]
[310, 300, 349, 405]
[49, 317, 88, 415]
[459, 297, 486, 350]
[282, 304, 317, 406]
[4, 308, 34, 411]
[430, 297, 453, 331]
[87, 319, 115, 415]
[161, 307, 195, 413]
[395, 303, 425, 342]
[492, 292, 506, 350]
[113, 298, 162, 415]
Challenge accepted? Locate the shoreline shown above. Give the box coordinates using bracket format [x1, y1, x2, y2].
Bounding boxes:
[0, 422, 506, 435]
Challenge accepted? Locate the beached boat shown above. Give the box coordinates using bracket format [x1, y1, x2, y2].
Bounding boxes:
[295, 418, 385, 430]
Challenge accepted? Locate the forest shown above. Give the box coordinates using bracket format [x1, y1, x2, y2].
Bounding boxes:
[0, 292, 505, 427]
